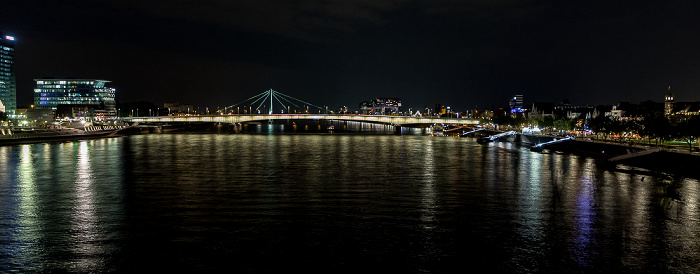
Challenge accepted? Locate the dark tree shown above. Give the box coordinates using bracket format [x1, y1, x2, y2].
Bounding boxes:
[673, 117, 700, 153]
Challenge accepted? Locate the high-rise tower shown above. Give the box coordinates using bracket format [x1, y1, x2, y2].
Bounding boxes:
[664, 85, 674, 116]
[0, 31, 16, 115]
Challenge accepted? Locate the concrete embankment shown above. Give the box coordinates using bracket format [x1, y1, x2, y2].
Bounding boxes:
[535, 139, 646, 160]
[465, 130, 700, 178]
[0, 126, 141, 146]
[535, 138, 700, 178]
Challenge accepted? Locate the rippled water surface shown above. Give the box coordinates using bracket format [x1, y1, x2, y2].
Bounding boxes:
[1, 133, 699, 273]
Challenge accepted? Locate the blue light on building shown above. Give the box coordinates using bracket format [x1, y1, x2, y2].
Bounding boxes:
[0, 31, 16, 115]
[34, 79, 116, 117]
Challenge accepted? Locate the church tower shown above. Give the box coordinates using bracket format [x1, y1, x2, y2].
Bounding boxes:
[664, 85, 674, 116]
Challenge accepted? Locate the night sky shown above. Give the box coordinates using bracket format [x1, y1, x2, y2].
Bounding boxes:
[2, 0, 699, 112]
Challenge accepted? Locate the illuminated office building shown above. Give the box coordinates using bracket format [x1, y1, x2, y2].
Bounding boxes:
[360, 98, 402, 114]
[34, 79, 116, 117]
[0, 31, 16, 115]
[509, 94, 524, 113]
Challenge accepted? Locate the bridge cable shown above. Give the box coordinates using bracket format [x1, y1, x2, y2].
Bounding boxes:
[274, 93, 299, 109]
[219, 89, 325, 113]
[271, 92, 299, 112]
[274, 91, 324, 110]
[219, 90, 268, 111]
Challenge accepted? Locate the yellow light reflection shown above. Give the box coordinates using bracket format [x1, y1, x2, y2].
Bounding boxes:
[70, 141, 99, 271]
[419, 138, 439, 256]
[17, 145, 41, 264]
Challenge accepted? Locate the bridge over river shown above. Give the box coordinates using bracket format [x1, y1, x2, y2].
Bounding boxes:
[124, 114, 479, 127]
[124, 89, 479, 128]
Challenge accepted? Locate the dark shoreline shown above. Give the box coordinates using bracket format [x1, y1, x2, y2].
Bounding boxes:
[535, 139, 700, 179]
[0, 130, 135, 146]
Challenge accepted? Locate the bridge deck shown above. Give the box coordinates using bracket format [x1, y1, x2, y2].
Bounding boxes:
[125, 114, 479, 126]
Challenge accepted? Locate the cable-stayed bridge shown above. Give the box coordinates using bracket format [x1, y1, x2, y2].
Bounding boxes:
[123, 89, 479, 126]
[125, 114, 477, 126]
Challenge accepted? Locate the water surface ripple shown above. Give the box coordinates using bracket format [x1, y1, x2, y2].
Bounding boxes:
[1, 134, 698, 272]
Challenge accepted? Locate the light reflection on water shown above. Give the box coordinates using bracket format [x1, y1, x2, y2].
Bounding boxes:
[0, 133, 699, 272]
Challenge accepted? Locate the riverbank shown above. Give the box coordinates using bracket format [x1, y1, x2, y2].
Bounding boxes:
[530, 138, 700, 178]
[463, 129, 700, 178]
[0, 126, 137, 146]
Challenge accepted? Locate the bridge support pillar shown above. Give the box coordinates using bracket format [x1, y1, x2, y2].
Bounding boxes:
[230, 123, 241, 133]
[394, 125, 402, 134]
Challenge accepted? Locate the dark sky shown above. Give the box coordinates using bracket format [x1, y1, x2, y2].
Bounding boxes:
[2, 0, 699, 112]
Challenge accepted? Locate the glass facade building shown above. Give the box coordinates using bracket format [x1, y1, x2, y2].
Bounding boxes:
[0, 31, 16, 115]
[34, 79, 116, 116]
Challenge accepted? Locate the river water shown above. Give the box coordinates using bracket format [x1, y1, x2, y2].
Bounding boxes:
[1, 129, 699, 273]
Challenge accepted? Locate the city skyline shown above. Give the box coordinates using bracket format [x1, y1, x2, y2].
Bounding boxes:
[1, 1, 699, 111]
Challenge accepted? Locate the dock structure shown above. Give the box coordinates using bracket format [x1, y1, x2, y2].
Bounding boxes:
[530, 136, 574, 151]
[477, 131, 517, 143]
[461, 128, 484, 136]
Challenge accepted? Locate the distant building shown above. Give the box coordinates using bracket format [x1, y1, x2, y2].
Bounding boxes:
[56, 104, 97, 119]
[665, 86, 674, 116]
[26, 108, 54, 123]
[670, 102, 700, 116]
[164, 102, 194, 115]
[610, 105, 625, 119]
[0, 31, 16, 115]
[34, 79, 116, 117]
[434, 104, 447, 116]
[592, 105, 613, 118]
[360, 98, 401, 115]
[337, 106, 348, 114]
[509, 95, 524, 113]
[528, 102, 555, 119]
[661, 87, 700, 117]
